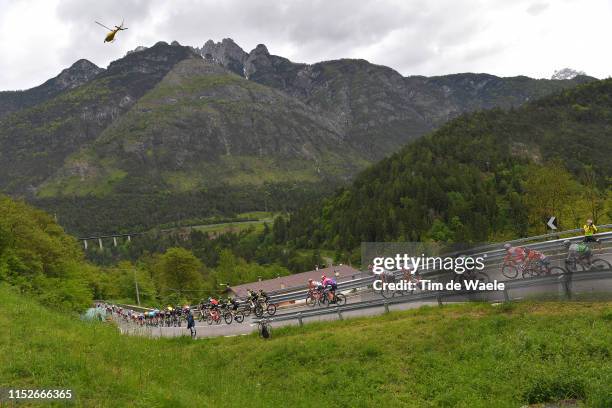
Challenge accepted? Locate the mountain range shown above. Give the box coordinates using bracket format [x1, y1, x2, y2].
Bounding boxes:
[0, 38, 595, 233]
[285, 78, 612, 250]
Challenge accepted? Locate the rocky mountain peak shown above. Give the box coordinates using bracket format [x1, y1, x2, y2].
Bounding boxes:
[105, 42, 199, 78]
[126, 46, 148, 56]
[250, 44, 270, 56]
[551, 67, 587, 80]
[221, 38, 239, 47]
[69, 59, 101, 71]
[243, 43, 300, 86]
[54, 59, 104, 89]
[196, 38, 248, 76]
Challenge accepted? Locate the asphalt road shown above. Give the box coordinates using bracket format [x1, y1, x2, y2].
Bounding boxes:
[115, 249, 612, 340]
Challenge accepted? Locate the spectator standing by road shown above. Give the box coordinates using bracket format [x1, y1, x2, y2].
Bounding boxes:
[186, 310, 196, 339]
[583, 219, 600, 243]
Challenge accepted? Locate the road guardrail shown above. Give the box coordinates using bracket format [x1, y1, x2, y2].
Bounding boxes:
[256, 267, 612, 326]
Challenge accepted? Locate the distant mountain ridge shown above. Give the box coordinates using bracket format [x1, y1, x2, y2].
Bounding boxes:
[39, 56, 367, 198]
[0, 42, 197, 193]
[0, 59, 104, 119]
[0, 38, 597, 232]
[194, 39, 595, 158]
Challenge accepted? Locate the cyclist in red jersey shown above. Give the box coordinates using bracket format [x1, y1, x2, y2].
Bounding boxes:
[504, 243, 527, 265]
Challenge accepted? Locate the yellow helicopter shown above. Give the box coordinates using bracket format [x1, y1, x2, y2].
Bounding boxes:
[95, 20, 128, 43]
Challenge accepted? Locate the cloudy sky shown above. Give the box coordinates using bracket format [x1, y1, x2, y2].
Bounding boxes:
[1, 0, 611, 90]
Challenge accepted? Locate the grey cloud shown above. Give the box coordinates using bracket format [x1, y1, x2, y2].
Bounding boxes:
[3, 0, 606, 90]
[54, 0, 159, 68]
[151, 0, 495, 71]
[526, 2, 549, 16]
[56, 0, 154, 26]
[1, 0, 512, 88]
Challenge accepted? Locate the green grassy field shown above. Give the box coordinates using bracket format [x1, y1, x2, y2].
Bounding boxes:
[190, 211, 276, 235]
[155, 211, 277, 235]
[192, 219, 267, 234]
[1, 284, 611, 407]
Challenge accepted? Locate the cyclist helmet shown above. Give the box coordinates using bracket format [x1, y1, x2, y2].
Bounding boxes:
[563, 239, 571, 246]
[586, 219, 593, 225]
[503, 243, 511, 250]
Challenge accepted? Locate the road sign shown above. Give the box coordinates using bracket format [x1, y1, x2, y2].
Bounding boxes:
[547, 216, 558, 230]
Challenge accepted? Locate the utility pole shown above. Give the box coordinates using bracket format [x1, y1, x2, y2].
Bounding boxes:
[134, 270, 141, 306]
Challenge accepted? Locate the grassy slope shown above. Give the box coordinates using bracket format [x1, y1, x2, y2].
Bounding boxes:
[1, 285, 611, 407]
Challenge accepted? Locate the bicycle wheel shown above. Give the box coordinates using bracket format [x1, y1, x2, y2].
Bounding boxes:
[242, 306, 251, 317]
[591, 258, 612, 271]
[335, 293, 347, 306]
[254, 305, 264, 318]
[305, 294, 317, 307]
[547, 266, 565, 276]
[378, 283, 395, 299]
[501, 265, 518, 279]
[266, 303, 277, 316]
[224, 312, 233, 325]
[234, 311, 245, 324]
[522, 266, 538, 279]
[565, 259, 579, 273]
[406, 278, 421, 296]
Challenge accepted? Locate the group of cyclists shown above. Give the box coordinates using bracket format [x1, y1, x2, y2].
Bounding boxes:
[100, 303, 194, 327]
[306, 274, 346, 306]
[99, 289, 278, 339]
[99, 219, 607, 336]
[502, 219, 607, 278]
[375, 219, 608, 296]
[196, 290, 275, 325]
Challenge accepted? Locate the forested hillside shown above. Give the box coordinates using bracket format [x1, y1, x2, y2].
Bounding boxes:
[0, 195, 95, 310]
[284, 79, 612, 253]
[0, 195, 292, 307]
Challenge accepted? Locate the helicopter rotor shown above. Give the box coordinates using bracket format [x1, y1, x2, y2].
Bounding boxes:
[95, 21, 113, 31]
